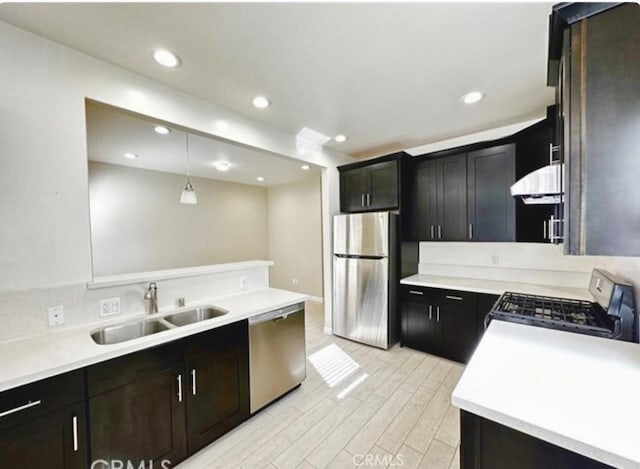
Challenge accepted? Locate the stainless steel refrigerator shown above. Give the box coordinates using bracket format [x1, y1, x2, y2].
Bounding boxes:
[333, 211, 398, 349]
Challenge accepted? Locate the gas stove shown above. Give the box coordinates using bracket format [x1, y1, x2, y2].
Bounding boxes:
[486, 269, 637, 342]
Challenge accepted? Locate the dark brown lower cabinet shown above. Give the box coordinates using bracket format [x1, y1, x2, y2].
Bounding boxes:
[0, 371, 87, 469]
[401, 286, 501, 363]
[184, 321, 249, 454]
[461, 410, 612, 469]
[87, 321, 250, 467]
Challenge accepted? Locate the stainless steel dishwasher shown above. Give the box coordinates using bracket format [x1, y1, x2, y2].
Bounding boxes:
[249, 302, 306, 413]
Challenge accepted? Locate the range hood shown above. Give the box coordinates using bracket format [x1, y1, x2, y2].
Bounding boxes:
[511, 163, 564, 205]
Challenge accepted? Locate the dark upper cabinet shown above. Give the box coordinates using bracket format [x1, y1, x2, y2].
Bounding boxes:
[467, 144, 516, 242]
[183, 321, 249, 454]
[0, 371, 87, 469]
[414, 153, 467, 241]
[339, 157, 399, 212]
[415, 161, 438, 240]
[437, 155, 468, 241]
[560, 4, 640, 256]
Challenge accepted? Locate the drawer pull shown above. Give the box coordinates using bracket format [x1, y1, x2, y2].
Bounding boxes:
[0, 399, 42, 418]
[72, 415, 79, 452]
[445, 295, 464, 301]
[409, 290, 424, 295]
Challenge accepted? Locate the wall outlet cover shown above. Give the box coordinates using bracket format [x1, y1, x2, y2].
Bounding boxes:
[240, 276, 248, 290]
[100, 297, 121, 316]
[491, 255, 500, 266]
[48, 306, 64, 327]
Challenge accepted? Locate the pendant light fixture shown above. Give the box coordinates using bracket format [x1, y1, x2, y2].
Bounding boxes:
[180, 131, 198, 205]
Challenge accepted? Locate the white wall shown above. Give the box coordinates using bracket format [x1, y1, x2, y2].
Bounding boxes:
[419, 242, 640, 299]
[267, 176, 323, 298]
[89, 162, 269, 276]
[0, 21, 354, 338]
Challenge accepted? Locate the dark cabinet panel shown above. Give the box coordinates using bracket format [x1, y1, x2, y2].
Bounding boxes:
[184, 323, 249, 453]
[368, 161, 399, 210]
[467, 145, 516, 242]
[437, 155, 468, 241]
[461, 410, 612, 469]
[437, 290, 477, 363]
[89, 365, 187, 466]
[401, 286, 478, 363]
[339, 157, 400, 213]
[415, 161, 438, 240]
[476, 293, 500, 342]
[401, 287, 438, 355]
[340, 168, 368, 212]
[563, 4, 640, 256]
[0, 402, 87, 469]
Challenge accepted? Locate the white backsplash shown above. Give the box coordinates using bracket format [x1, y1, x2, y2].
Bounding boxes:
[0, 265, 269, 342]
[419, 242, 640, 297]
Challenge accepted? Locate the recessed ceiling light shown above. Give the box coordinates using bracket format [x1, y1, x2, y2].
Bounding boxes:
[335, 134, 347, 143]
[301, 165, 310, 170]
[213, 161, 231, 172]
[153, 125, 171, 135]
[252, 96, 271, 109]
[123, 152, 138, 159]
[257, 176, 265, 182]
[152, 49, 181, 68]
[461, 91, 485, 104]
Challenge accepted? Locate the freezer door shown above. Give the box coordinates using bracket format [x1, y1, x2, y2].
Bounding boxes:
[333, 256, 389, 349]
[333, 212, 389, 257]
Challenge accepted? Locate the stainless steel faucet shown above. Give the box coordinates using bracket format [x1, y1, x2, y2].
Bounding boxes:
[144, 282, 158, 313]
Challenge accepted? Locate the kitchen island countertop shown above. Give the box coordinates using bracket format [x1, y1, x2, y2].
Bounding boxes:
[453, 320, 640, 469]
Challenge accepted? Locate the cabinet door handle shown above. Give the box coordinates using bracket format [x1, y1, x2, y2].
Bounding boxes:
[0, 399, 42, 418]
[177, 374, 183, 402]
[191, 369, 197, 396]
[445, 295, 463, 301]
[549, 143, 560, 165]
[469, 224, 473, 240]
[361, 194, 365, 207]
[428, 305, 432, 320]
[366, 193, 371, 206]
[409, 290, 423, 295]
[72, 415, 79, 452]
[436, 306, 440, 322]
[438, 225, 442, 239]
[543, 220, 548, 240]
[430, 225, 434, 239]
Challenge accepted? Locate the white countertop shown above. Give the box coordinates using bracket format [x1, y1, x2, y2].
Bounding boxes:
[0, 288, 308, 393]
[453, 320, 640, 469]
[401, 274, 592, 301]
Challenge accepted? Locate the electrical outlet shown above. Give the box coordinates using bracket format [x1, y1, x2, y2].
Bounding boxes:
[491, 255, 500, 266]
[292, 278, 299, 285]
[100, 298, 121, 316]
[240, 276, 248, 290]
[48, 306, 64, 327]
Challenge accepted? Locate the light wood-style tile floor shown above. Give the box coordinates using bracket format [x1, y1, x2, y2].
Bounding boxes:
[177, 301, 464, 469]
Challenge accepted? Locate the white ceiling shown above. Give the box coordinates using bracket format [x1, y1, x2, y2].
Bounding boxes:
[0, 3, 555, 158]
[86, 101, 320, 186]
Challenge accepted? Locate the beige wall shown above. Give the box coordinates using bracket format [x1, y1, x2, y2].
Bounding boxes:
[89, 162, 268, 276]
[267, 176, 323, 298]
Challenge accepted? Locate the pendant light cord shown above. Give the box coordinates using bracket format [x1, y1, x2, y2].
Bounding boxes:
[185, 131, 191, 182]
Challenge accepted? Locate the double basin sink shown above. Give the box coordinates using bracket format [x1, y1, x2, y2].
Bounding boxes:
[90, 306, 228, 345]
